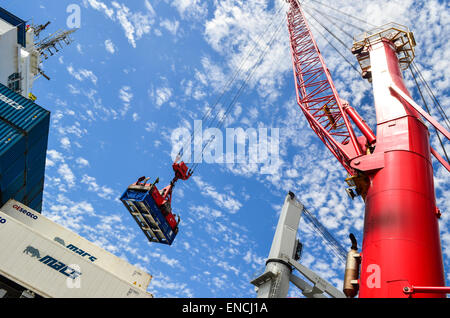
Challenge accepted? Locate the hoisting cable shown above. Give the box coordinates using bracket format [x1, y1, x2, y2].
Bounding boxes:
[302, 7, 351, 52]
[302, 2, 363, 38]
[301, 205, 347, 264]
[176, 2, 288, 162]
[409, 65, 450, 165]
[305, 14, 361, 76]
[196, 11, 287, 136]
[189, 16, 287, 174]
[189, 17, 287, 173]
[411, 61, 450, 130]
[307, 0, 377, 29]
[303, 2, 366, 33]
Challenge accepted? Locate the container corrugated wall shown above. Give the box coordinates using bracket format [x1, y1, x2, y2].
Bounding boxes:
[0, 83, 50, 211]
[1, 199, 153, 291]
[0, 211, 153, 298]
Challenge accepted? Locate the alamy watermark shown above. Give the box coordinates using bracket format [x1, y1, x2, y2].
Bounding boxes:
[66, 4, 81, 29]
[171, 120, 280, 174]
[366, 263, 381, 289]
[66, 264, 82, 289]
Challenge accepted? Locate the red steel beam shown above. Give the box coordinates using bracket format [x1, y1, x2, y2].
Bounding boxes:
[286, 0, 362, 175]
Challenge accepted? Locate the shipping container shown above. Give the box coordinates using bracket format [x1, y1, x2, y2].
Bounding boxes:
[0, 7, 26, 47]
[1, 200, 152, 291]
[0, 170, 25, 204]
[23, 177, 43, 204]
[0, 211, 153, 298]
[121, 186, 177, 245]
[0, 83, 50, 144]
[0, 119, 25, 172]
[0, 83, 49, 210]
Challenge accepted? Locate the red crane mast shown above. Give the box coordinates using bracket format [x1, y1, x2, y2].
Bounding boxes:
[285, 0, 448, 297]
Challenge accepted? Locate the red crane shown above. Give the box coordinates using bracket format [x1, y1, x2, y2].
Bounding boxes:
[285, 0, 449, 297]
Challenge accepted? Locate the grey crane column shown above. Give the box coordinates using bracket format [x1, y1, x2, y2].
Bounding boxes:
[255, 192, 302, 298]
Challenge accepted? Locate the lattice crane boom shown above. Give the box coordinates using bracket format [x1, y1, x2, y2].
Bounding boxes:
[286, 0, 369, 176]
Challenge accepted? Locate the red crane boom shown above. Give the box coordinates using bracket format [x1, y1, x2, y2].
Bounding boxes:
[286, 1, 367, 176]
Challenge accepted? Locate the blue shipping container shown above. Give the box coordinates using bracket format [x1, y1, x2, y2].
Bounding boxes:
[0, 120, 25, 173]
[26, 160, 46, 190]
[120, 187, 177, 245]
[27, 133, 49, 165]
[0, 83, 50, 145]
[24, 177, 44, 204]
[0, 83, 50, 211]
[28, 191, 43, 212]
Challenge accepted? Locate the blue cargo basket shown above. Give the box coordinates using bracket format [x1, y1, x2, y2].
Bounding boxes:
[120, 185, 177, 245]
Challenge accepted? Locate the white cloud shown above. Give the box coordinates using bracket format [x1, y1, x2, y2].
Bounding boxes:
[112, 2, 138, 47]
[67, 65, 98, 85]
[76, 157, 90, 167]
[192, 176, 242, 213]
[170, 0, 208, 20]
[60, 137, 71, 150]
[119, 86, 133, 103]
[145, 121, 157, 132]
[76, 43, 83, 54]
[195, 56, 228, 93]
[81, 174, 117, 200]
[84, 0, 114, 18]
[104, 39, 116, 54]
[144, 0, 156, 16]
[68, 84, 80, 95]
[153, 86, 173, 108]
[57, 163, 76, 188]
[203, 0, 291, 102]
[86, 0, 156, 48]
[160, 19, 180, 35]
[119, 86, 133, 116]
[47, 149, 65, 163]
[149, 273, 194, 297]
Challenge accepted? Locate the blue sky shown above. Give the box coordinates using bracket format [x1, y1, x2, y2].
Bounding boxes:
[2, 0, 448, 297]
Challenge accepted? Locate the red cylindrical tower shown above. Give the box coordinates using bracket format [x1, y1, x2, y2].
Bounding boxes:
[358, 38, 445, 298]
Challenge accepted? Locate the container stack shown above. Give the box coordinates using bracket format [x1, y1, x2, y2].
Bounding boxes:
[0, 83, 50, 212]
[0, 200, 153, 298]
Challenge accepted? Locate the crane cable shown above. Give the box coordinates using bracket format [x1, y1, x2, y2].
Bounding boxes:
[411, 61, 450, 130]
[409, 65, 450, 165]
[303, 7, 350, 50]
[301, 205, 347, 264]
[302, 2, 363, 37]
[189, 16, 287, 174]
[307, 0, 377, 29]
[303, 10, 361, 76]
[176, 2, 287, 162]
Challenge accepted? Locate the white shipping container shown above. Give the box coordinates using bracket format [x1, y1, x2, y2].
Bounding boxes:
[0, 200, 152, 291]
[0, 21, 17, 88]
[0, 211, 153, 298]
